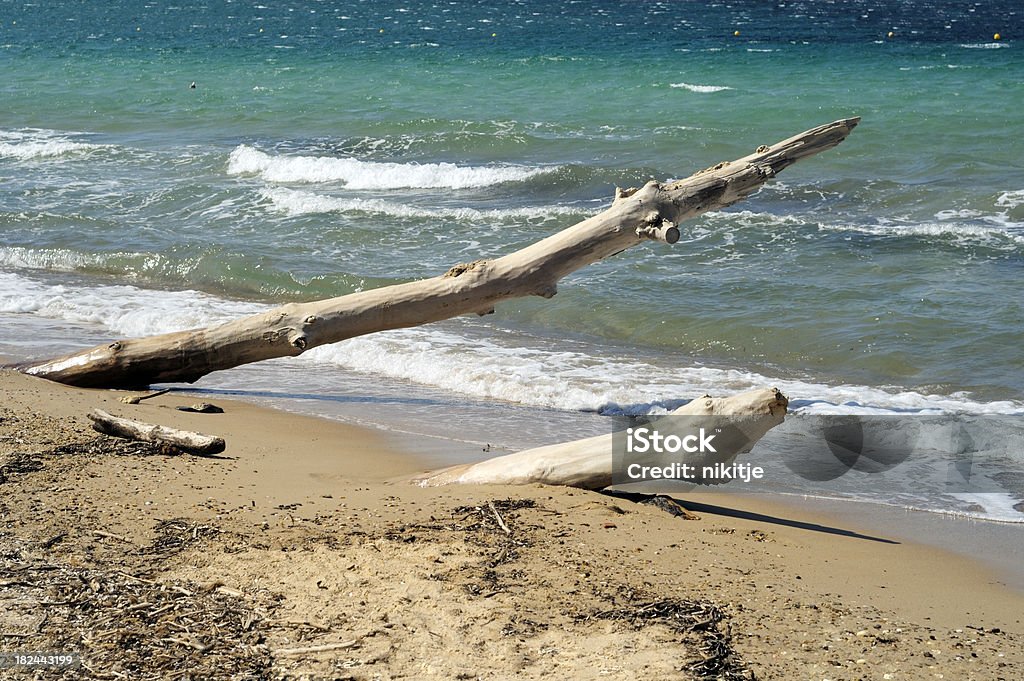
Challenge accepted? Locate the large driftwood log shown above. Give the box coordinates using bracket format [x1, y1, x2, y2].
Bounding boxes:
[416, 387, 787, 488]
[10, 119, 859, 389]
[87, 409, 226, 455]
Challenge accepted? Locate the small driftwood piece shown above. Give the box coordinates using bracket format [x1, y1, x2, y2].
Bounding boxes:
[87, 409, 226, 455]
[488, 501, 512, 534]
[274, 640, 360, 657]
[119, 388, 171, 405]
[92, 530, 135, 544]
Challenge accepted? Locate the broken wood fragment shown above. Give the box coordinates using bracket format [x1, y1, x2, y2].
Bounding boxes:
[274, 640, 360, 657]
[119, 388, 171, 405]
[92, 530, 135, 544]
[488, 501, 512, 535]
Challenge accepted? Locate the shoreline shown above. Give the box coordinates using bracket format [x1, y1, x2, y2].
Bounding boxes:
[2, 369, 1022, 678]
[156, 371, 1024, 594]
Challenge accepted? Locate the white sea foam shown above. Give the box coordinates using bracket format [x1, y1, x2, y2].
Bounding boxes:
[959, 42, 1008, 49]
[936, 203, 1022, 230]
[702, 209, 805, 228]
[307, 332, 1024, 416]
[945, 493, 1024, 523]
[819, 493, 1024, 525]
[996, 189, 1024, 209]
[934, 209, 982, 221]
[227, 145, 551, 189]
[817, 221, 1024, 247]
[260, 187, 592, 221]
[1, 271, 1020, 417]
[668, 82, 733, 93]
[0, 272, 264, 338]
[0, 128, 107, 161]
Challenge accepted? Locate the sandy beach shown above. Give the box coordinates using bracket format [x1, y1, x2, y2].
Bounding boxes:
[1, 368, 1021, 680]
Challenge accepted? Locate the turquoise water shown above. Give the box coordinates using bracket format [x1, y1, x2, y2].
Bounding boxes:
[2, 2, 1022, 424]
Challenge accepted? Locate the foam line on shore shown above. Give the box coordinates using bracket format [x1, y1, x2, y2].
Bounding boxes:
[1, 270, 1020, 417]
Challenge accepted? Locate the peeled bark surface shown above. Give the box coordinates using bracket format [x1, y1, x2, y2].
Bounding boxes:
[416, 387, 788, 489]
[11, 118, 858, 389]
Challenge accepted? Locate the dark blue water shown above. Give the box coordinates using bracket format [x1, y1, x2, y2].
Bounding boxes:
[1, 1, 1016, 54]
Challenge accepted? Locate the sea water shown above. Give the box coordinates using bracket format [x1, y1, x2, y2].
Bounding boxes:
[1, 0, 1022, 520]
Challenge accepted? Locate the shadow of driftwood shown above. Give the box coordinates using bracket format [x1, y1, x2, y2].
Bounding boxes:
[604, 490, 900, 545]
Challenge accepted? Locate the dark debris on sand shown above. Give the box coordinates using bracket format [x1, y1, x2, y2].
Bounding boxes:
[1, 436, 179, 486]
[0, 538, 275, 681]
[583, 590, 753, 681]
[144, 518, 223, 557]
[0, 432, 278, 680]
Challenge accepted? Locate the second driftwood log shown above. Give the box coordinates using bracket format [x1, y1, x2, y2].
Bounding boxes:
[418, 387, 788, 489]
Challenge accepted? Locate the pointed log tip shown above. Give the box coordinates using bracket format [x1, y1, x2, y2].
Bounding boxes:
[820, 116, 860, 131]
[831, 116, 861, 137]
[828, 116, 861, 137]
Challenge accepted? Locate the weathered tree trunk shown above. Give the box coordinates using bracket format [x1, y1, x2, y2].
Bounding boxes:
[10, 118, 858, 389]
[416, 387, 788, 488]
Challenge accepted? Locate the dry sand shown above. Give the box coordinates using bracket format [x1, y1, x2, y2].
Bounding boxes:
[1, 369, 1021, 680]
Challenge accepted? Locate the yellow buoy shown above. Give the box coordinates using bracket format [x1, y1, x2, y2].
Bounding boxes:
[994, 33, 1001, 41]
[887, 31, 894, 39]
[492, 33, 497, 38]
[733, 30, 740, 37]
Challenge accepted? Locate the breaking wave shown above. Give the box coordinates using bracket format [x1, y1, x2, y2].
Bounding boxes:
[0, 128, 108, 161]
[227, 145, 554, 189]
[259, 187, 593, 221]
[668, 82, 733, 93]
